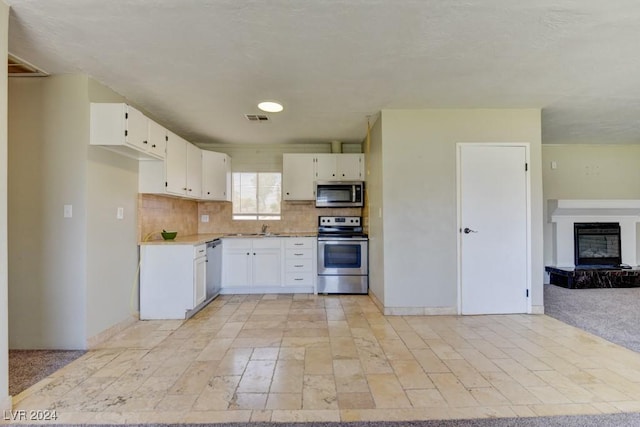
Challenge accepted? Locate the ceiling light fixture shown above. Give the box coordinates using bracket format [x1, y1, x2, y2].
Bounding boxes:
[258, 101, 284, 113]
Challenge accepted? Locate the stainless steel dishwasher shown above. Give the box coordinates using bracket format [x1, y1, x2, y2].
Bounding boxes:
[206, 239, 222, 300]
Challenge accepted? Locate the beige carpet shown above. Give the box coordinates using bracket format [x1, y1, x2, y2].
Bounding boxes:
[9, 349, 85, 395]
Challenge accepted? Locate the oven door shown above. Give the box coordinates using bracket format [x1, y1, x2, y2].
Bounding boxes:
[318, 239, 368, 275]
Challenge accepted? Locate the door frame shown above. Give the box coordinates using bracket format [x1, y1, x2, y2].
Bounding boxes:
[456, 142, 532, 315]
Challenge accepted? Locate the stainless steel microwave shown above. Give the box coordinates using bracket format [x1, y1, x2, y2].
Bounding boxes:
[315, 181, 364, 207]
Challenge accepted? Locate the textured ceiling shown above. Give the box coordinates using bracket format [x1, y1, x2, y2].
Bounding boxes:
[6, 0, 640, 145]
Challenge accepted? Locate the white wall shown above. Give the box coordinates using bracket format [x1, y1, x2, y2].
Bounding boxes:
[202, 142, 361, 172]
[1, 0, 11, 410]
[9, 76, 88, 348]
[86, 80, 138, 338]
[8, 75, 139, 348]
[542, 144, 640, 267]
[378, 109, 543, 311]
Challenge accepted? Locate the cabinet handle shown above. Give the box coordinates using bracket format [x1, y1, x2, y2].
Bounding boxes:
[253, 253, 256, 255]
[294, 253, 304, 256]
[286, 192, 290, 195]
[188, 188, 192, 192]
[294, 278, 304, 281]
[246, 252, 250, 255]
[294, 264, 303, 267]
[152, 144, 156, 148]
[143, 140, 148, 144]
[207, 191, 211, 195]
[294, 243, 304, 246]
[183, 187, 187, 191]
[332, 173, 335, 177]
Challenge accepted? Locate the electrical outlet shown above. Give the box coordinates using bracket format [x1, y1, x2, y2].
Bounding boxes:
[117, 207, 124, 220]
[201, 214, 209, 223]
[64, 204, 73, 218]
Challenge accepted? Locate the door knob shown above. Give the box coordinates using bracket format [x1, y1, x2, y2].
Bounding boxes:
[463, 227, 477, 234]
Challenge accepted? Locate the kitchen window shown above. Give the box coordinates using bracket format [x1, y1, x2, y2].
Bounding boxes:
[232, 172, 282, 220]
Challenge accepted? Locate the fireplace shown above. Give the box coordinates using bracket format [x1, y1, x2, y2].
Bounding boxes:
[574, 222, 621, 267]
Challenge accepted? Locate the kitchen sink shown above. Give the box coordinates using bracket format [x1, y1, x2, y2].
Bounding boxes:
[225, 233, 283, 237]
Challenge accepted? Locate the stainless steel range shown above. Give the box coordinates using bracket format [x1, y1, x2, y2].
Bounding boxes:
[317, 216, 368, 294]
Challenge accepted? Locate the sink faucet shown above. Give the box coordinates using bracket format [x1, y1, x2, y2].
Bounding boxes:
[261, 224, 268, 234]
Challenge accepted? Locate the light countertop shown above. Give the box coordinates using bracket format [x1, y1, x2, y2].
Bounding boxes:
[139, 232, 317, 245]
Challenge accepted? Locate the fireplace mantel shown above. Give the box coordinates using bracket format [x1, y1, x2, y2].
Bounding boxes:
[549, 200, 640, 267]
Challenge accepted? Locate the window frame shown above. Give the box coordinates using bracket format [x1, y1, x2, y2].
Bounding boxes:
[232, 172, 282, 221]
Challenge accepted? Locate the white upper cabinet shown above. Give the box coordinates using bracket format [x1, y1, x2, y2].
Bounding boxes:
[140, 131, 203, 199]
[90, 103, 165, 160]
[282, 153, 365, 201]
[335, 153, 365, 180]
[186, 142, 203, 198]
[147, 119, 167, 159]
[124, 105, 149, 150]
[166, 132, 202, 198]
[282, 154, 316, 200]
[315, 153, 364, 181]
[314, 154, 338, 180]
[202, 150, 231, 201]
[165, 132, 188, 195]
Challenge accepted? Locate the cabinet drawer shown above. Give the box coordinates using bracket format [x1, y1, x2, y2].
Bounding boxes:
[223, 238, 252, 249]
[285, 258, 313, 272]
[285, 248, 312, 259]
[194, 244, 206, 258]
[253, 238, 282, 249]
[285, 272, 314, 286]
[284, 238, 314, 249]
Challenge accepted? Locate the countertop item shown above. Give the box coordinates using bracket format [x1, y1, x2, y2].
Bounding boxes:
[139, 232, 317, 245]
[161, 230, 178, 240]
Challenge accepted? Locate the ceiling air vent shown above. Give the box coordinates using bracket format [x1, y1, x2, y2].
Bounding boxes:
[244, 114, 270, 122]
[8, 53, 48, 77]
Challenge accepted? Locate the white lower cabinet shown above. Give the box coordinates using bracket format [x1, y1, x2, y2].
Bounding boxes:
[222, 238, 281, 290]
[284, 238, 316, 289]
[140, 243, 207, 319]
[221, 237, 316, 293]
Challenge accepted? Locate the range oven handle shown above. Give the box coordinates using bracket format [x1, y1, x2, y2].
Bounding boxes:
[318, 239, 368, 244]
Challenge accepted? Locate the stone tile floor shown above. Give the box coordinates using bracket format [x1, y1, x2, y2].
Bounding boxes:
[6, 293, 640, 424]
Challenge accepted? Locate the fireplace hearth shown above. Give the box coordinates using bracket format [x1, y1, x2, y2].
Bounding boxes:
[574, 222, 621, 268]
[547, 200, 640, 288]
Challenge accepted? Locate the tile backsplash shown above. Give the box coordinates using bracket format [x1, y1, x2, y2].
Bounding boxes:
[138, 194, 363, 241]
[138, 194, 198, 241]
[198, 201, 362, 234]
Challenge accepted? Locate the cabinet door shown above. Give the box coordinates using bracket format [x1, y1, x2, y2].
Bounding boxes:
[336, 154, 364, 180]
[315, 154, 338, 180]
[140, 245, 194, 319]
[202, 151, 231, 201]
[283, 154, 316, 200]
[186, 143, 203, 198]
[223, 250, 252, 287]
[125, 105, 149, 150]
[252, 249, 282, 287]
[194, 256, 207, 307]
[147, 119, 167, 159]
[165, 132, 187, 195]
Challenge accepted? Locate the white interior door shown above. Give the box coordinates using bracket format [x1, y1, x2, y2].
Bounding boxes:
[459, 144, 529, 315]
